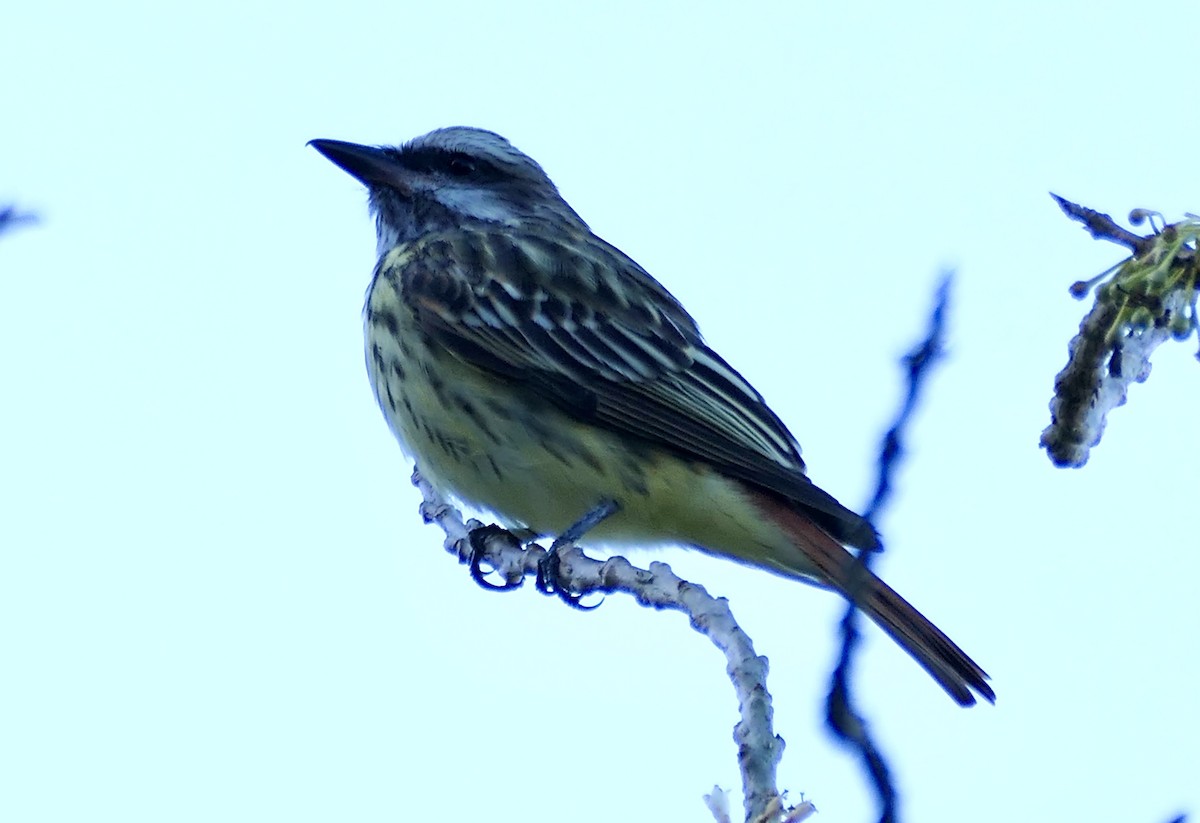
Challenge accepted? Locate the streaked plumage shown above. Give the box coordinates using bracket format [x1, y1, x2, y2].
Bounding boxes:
[312, 127, 993, 705]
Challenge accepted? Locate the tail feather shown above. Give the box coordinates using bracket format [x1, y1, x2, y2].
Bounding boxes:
[752, 493, 994, 706]
[859, 572, 994, 706]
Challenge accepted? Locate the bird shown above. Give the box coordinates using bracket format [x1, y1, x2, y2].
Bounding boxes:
[310, 127, 993, 706]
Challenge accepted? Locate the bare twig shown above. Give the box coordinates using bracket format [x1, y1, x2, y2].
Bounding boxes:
[0, 205, 37, 237]
[826, 273, 952, 823]
[1050, 194, 1149, 253]
[412, 468, 794, 823]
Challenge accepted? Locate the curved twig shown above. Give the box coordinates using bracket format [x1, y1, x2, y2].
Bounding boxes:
[412, 468, 789, 822]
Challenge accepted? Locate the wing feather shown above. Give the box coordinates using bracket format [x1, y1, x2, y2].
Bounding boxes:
[389, 228, 877, 548]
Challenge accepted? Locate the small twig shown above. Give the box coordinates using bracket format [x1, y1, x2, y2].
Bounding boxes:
[412, 468, 790, 823]
[0, 205, 37, 238]
[825, 274, 953, 823]
[1051, 193, 1150, 252]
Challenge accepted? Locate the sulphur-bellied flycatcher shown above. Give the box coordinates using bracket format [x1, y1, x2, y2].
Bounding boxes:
[311, 127, 993, 706]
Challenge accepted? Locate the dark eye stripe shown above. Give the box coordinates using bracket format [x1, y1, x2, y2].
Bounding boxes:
[398, 146, 501, 181]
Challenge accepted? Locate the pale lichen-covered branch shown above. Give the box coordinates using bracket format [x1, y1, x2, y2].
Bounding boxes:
[1042, 198, 1199, 467]
[411, 467, 801, 823]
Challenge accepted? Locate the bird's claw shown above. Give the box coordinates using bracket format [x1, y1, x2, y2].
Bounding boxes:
[536, 545, 601, 610]
[467, 524, 523, 591]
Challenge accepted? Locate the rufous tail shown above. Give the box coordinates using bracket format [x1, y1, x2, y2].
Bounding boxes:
[754, 495, 994, 706]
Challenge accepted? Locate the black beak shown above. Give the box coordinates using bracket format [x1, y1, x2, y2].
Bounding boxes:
[309, 139, 405, 188]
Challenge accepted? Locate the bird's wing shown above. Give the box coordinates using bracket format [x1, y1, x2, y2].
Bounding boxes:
[382, 227, 877, 549]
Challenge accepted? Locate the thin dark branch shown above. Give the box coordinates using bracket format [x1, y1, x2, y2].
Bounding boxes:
[864, 275, 951, 524]
[0, 205, 37, 237]
[825, 274, 953, 823]
[1050, 193, 1149, 253]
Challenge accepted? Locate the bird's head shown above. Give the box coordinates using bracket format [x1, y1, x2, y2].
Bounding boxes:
[310, 127, 588, 258]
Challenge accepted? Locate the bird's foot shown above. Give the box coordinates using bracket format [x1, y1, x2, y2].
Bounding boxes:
[535, 499, 620, 609]
[467, 524, 523, 591]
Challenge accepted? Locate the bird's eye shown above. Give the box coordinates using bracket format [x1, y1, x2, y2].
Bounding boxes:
[446, 156, 476, 178]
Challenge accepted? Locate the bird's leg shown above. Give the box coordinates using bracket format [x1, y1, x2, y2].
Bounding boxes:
[555, 498, 621, 547]
[537, 498, 621, 609]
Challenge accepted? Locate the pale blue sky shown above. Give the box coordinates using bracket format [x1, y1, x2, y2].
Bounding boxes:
[3, 2, 1196, 821]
